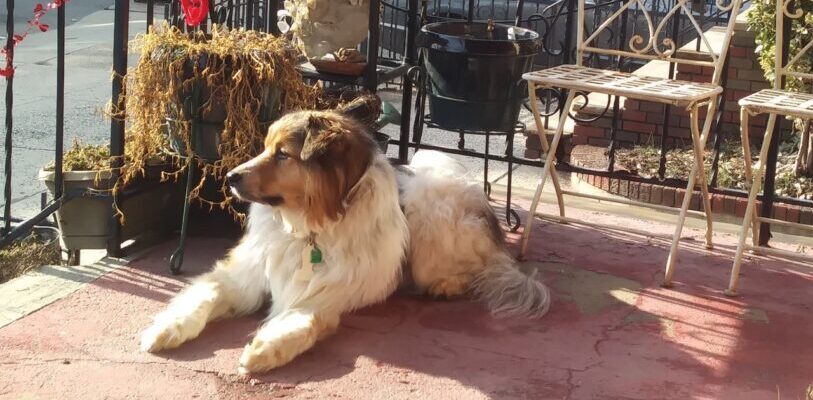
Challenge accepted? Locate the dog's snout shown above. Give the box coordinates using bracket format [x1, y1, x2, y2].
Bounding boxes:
[226, 171, 243, 187]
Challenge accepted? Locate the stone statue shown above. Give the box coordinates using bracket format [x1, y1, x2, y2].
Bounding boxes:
[283, 0, 370, 60]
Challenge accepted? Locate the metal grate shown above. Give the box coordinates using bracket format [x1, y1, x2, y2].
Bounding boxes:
[739, 89, 813, 120]
[523, 64, 722, 105]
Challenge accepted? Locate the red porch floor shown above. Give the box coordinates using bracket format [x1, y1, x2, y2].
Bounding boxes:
[1, 201, 812, 399]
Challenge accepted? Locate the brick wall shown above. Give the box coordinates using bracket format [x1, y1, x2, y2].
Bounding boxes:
[574, 172, 813, 226]
[568, 17, 772, 148]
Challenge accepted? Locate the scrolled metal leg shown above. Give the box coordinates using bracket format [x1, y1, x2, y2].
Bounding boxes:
[506, 127, 520, 232]
[690, 101, 715, 250]
[484, 130, 491, 197]
[169, 160, 195, 275]
[410, 66, 427, 150]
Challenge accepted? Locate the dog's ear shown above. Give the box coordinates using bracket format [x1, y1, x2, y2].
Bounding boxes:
[300, 114, 338, 161]
[299, 112, 375, 226]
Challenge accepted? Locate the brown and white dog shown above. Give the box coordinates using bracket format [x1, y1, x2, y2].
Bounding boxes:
[140, 110, 550, 374]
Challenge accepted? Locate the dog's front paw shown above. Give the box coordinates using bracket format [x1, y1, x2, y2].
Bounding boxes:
[140, 316, 200, 353]
[140, 321, 183, 353]
[238, 337, 285, 374]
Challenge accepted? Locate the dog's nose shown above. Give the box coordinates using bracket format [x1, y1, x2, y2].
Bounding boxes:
[226, 171, 243, 187]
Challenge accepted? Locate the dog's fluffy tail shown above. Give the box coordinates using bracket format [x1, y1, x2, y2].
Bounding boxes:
[471, 253, 551, 319]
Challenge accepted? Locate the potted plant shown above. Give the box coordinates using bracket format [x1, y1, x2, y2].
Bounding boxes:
[117, 25, 321, 217]
[117, 24, 401, 221]
[38, 140, 182, 255]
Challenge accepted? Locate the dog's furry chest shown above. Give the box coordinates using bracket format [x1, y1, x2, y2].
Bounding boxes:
[242, 180, 406, 316]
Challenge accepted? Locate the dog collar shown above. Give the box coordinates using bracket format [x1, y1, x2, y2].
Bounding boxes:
[304, 233, 322, 264]
[290, 231, 322, 262]
[292, 231, 323, 282]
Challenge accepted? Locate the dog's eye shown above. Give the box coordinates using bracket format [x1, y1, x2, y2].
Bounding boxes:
[275, 149, 289, 161]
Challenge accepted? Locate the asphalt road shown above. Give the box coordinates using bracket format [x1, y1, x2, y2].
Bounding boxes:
[0, 0, 114, 32]
[0, 1, 149, 219]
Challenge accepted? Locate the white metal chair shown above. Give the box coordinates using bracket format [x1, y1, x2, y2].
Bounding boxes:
[521, 0, 745, 286]
[726, 0, 813, 296]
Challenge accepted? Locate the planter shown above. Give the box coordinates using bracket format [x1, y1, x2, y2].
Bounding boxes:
[123, 27, 318, 222]
[39, 166, 183, 251]
[418, 21, 541, 132]
[165, 55, 283, 162]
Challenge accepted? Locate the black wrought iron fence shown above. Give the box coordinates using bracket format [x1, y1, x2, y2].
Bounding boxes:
[0, 0, 416, 260]
[0, 0, 68, 249]
[400, 0, 734, 139]
[396, 0, 811, 244]
[166, 0, 279, 32]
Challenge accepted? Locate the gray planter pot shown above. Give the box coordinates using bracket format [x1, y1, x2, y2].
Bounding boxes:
[39, 168, 183, 251]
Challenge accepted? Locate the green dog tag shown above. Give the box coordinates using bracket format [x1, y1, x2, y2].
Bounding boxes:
[310, 247, 323, 264]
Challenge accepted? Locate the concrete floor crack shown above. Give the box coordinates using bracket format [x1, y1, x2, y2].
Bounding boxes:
[0, 356, 96, 366]
[564, 368, 577, 400]
[593, 307, 640, 356]
[343, 325, 543, 362]
[561, 361, 602, 400]
[1, 356, 225, 378]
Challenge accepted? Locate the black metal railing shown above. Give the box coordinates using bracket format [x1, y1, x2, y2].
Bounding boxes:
[0, 0, 67, 249]
[166, 0, 280, 32]
[404, 0, 739, 150]
[3, 0, 14, 237]
[394, 0, 811, 244]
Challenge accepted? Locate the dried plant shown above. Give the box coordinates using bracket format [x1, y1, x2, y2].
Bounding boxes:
[43, 138, 111, 172]
[110, 24, 321, 222]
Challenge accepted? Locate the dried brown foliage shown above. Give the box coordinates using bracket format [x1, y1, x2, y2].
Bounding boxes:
[111, 24, 322, 222]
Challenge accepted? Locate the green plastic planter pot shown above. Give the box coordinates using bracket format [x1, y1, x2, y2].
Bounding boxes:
[165, 54, 283, 162]
[39, 166, 183, 251]
[166, 83, 281, 162]
[418, 21, 541, 132]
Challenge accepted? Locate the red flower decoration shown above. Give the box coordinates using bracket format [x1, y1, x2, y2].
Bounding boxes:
[181, 0, 209, 27]
[1, 0, 69, 77]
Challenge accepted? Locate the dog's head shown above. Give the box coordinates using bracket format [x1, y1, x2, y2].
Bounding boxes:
[226, 110, 376, 227]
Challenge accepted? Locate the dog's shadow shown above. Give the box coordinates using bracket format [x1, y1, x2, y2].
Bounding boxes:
[154, 315, 265, 362]
[149, 290, 551, 383]
[276, 293, 550, 382]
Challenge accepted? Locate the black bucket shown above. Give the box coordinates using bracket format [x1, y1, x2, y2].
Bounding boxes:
[418, 21, 540, 132]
